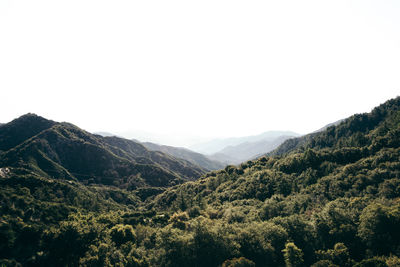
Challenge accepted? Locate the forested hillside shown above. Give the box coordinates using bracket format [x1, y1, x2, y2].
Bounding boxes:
[270, 98, 400, 156]
[1, 97, 400, 266]
[142, 142, 225, 171]
[0, 114, 206, 189]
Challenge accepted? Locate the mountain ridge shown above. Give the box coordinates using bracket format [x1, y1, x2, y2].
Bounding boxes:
[189, 130, 300, 155]
[142, 142, 225, 171]
[269, 97, 400, 156]
[0, 113, 57, 152]
[0, 114, 206, 189]
[1, 97, 400, 266]
[212, 134, 297, 164]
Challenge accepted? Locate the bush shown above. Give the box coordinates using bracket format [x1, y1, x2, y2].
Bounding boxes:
[222, 257, 255, 267]
[110, 224, 136, 246]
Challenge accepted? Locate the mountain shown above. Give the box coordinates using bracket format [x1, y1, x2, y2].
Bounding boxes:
[142, 142, 225, 171]
[190, 131, 300, 155]
[2, 97, 400, 266]
[0, 114, 206, 189]
[148, 96, 400, 266]
[206, 152, 240, 165]
[269, 98, 400, 156]
[211, 135, 297, 164]
[0, 113, 57, 152]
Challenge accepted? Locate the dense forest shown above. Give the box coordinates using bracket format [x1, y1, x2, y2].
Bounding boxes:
[1, 97, 400, 266]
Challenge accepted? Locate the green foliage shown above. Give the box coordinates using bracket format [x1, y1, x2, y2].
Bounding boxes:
[386, 255, 400, 267]
[354, 257, 388, 267]
[358, 202, 400, 255]
[236, 222, 288, 266]
[282, 242, 304, 267]
[0, 115, 205, 191]
[42, 214, 101, 266]
[222, 257, 256, 267]
[315, 243, 353, 267]
[110, 224, 136, 246]
[311, 260, 339, 267]
[168, 212, 189, 230]
[1, 97, 400, 265]
[191, 222, 238, 266]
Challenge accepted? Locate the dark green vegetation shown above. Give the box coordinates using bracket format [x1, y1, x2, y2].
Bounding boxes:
[1, 97, 400, 266]
[142, 142, 225, 171]
[0, 114, 206, 189]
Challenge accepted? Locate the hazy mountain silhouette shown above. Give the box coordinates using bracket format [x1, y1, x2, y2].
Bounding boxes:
[210, 135, 298, 164]
[190, 131, 300, 155]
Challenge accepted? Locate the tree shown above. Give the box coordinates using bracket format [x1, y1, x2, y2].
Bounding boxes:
[358, 203, 400, 255]
[42, 218, 100, 266]
[315, 243, 352, 267]
[110, 224, 136, 246]
[222, 257, 256, 267]
[354, 257, 388, 267]
[282, 242, 304, 267]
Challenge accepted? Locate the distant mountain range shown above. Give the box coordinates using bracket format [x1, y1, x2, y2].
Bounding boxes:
[189, 131, 300, 164]
[94, 124, 353, 167]
[209, 135, 298, 164]
[0, 114, 207, 189]
[190, 131, 300, 155]
[95, 130, 301, 167]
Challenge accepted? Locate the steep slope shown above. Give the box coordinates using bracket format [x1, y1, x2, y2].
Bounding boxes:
[0, 113, 56, 152]
[312, 119, 344, 133]
[270, 97, 400, 156]
[0, 115, 205, 189]
[102, 136, 206, 180]
[142, 142, 225, 171]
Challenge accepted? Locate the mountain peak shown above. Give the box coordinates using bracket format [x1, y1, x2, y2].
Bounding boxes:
[0, 113, 57, 151]
[19, 112, 40, 118]
[12, 113, 55, 125]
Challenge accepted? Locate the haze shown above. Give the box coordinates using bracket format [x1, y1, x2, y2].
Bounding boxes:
[1, 0, 399, 147]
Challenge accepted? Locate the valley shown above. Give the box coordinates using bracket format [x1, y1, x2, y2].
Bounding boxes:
[0, 97, 400, 266]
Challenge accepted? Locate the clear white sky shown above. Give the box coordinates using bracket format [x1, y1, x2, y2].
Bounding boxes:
[1, 0, 399, 147]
